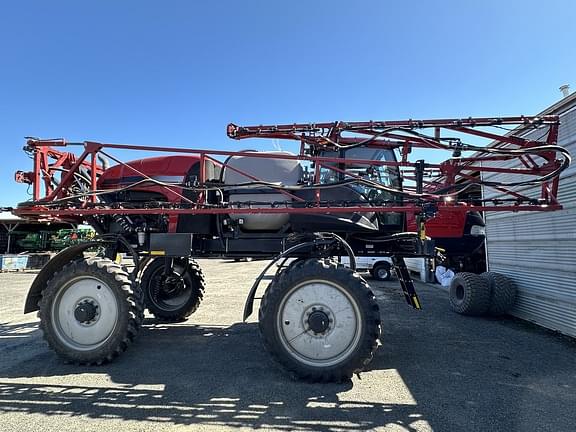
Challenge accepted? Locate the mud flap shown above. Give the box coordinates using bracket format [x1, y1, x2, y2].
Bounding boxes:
[23, 241, 105, 314]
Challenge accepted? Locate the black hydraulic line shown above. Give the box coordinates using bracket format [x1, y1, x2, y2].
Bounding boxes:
[415, 160, 425, 195]
[353, 232, 423, 243]
[243, 240, 319, 321]
[30, 175, 431, 207]
[27, 141, 570, 208]
[326, 232, 357, 271]
[320, 128, 398, 150]
[355, 127, 571, 186]
[464, 144, 571, 187]
[385, 129, 572, 187]
[99, 150, 195, 205]
[242, 234, 357, 321]
[95, 234, 141, 279]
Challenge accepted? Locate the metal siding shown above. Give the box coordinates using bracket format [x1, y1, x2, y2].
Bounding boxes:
[484, 102, 576, 337]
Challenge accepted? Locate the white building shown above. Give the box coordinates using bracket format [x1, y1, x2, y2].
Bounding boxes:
[483, 91, 576, 337]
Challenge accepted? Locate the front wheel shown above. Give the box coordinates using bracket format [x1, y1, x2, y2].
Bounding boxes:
[39, 257, 144, 364]
[259, 259, 381, 382]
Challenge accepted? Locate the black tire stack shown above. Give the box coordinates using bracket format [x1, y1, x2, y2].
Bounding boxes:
[449, 271, 517, 317]
[480, 271, 517, 316]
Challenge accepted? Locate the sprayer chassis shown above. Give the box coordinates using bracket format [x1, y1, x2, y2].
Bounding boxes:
[11, 115, 569, 381]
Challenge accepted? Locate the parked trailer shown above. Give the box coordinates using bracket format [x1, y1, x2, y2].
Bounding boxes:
[10, 115, 570, 381]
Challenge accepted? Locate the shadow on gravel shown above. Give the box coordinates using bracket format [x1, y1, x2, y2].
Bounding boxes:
[0, 321, 429, 431]
[0, 380, 429, 431]
[0, 321, 39, 342]
[0, 282, 574, 431]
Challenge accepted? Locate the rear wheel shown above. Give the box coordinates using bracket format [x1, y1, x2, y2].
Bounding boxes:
[259, 258, 381, 382]
[39, 257, 144, 364]
[141, 258, 205, 322]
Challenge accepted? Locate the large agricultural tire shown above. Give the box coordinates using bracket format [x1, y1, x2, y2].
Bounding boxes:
[259, 258, 381, 382]
[370, 261, 392, 281]
[449, 272, 491, 316]
[140, 257, 205, 322]
[481, 272, 517, 316]
[38, 257, 144, 365]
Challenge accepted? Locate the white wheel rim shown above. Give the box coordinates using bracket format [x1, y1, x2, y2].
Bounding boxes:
[276, 279, 362, 367]
[377, 267, 388, 279]
[51, 276, 119, 351]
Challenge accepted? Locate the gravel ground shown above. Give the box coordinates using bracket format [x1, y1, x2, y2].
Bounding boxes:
[0, 259, 575, 431]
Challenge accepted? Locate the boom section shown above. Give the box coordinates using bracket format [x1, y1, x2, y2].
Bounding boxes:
[12, 115, 569, 220]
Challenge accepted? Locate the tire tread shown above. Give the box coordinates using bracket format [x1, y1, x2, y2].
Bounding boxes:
[449, 272, 490, 316]
[38, 256, 144, 365]
[481, 271, 517, 316]
[259, 258, 381, 382]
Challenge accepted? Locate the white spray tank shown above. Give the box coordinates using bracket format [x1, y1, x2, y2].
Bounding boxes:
[223, 152, 303, 231]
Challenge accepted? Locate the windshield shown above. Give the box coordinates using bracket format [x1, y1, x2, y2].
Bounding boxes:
[319, 147, 400, 198]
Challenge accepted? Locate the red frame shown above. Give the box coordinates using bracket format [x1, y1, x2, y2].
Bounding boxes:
[13, 115, 565, 221]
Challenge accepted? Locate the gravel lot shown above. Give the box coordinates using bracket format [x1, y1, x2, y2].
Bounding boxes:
[1, 259, 575, 431]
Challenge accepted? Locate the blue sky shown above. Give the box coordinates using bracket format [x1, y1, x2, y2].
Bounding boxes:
[1, 0, 574, 206]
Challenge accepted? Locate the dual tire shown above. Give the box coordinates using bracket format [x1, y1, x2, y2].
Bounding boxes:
[449, 271, 516, 316]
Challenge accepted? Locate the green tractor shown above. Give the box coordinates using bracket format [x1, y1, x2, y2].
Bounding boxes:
[14, 231, 51, 251]
[49, 228, 95, 251]
[14, 228, 95, 252]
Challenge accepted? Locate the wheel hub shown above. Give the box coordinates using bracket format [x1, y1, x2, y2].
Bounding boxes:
[276, 279, 363, 367]
[163, 274, 185, 295]
[307, 310, 330, 334]
[149, 265, 193, 310]
[52, 275, 119, 350]
[74, 299, 99, 324]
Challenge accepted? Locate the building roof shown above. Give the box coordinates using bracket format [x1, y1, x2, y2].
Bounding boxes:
[0, 211, 25, 223]
[538, 91, 576, 117]
[486, 91, 576, 146]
